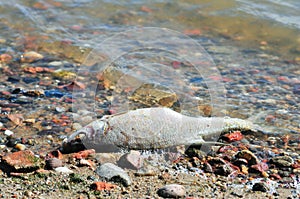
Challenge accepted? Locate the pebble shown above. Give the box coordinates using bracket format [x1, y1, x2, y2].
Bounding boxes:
[252, 182, 269, 192]
[71, 123, 82, 131]
[94, 153, 121, 164]
[54, 166, 73, 174]
[117, 150, 144, 170]
[91, 181, 117, 191]
[293, 84, 300, 95]
[48, 61, 64, 67]
[270, 155, 294, 167]
[234, 150, 259, 165]
[157, 184, 186, 198]
[21, 51, 44, 63]
[4, 129, 14, 136]
[95, 163, 131, 186]
[14, 143, 26, 151]
[46, 158, 63, 169]
[55, 106, 66, 113]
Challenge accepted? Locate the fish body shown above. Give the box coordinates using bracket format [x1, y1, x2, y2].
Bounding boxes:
[68, 107, 255, 150]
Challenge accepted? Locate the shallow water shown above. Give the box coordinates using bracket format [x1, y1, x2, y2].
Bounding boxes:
[0, 0, 299, 135]
[0, 0, 299, 58]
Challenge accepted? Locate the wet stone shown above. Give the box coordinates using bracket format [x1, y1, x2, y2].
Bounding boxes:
[21, 51, 44, 63]
[293, 84, 300, 95]
[129, 83, 178, 108]
[234, 150, 259, 166]
[270, 155, 294, 167]
[157, 184, 186, 198]
[252, 182, 269, 192]
[95, 163, 131, 186]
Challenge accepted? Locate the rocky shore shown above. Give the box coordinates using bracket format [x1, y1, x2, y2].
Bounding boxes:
[0, 34, 299, 198]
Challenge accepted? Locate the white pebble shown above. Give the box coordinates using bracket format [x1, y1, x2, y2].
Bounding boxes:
[4, 129, 14, 136]
[54, 167, 73, 174]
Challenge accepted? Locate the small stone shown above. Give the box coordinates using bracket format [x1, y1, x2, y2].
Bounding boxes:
[21, 51, 44, 63]
[293, 168, 300, 174]
[4, 130, 14, 136]
[52, 70, 76, 81]
[157, 184, 186, 198]
[134, 164, 158, 176]
[270, 156, 294, 167]
[46, 158, 63, 169]
[55, 107, 66, 113]
[0, 150, 43, 173]
[252, 182, 269, 192]
[95, 163, 131, 186]
[79, 159, 95, 169]
[203, 162, 213, 173]
[72, 149, 95, 159]
[54, 166, 73, 174]
[48, 61, 63, 67]
[14, 143, 26, 151]
[91, 182, 117, 191]
[117, 150, 144, 170]
[94, 153, 121, 164]
[234, 150, 259, 165]
[72, 123, 83, 131]
[0, 54, 12, 62]
[293, 84, 300, 95]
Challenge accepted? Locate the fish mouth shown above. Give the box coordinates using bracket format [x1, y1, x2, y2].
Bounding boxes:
[67, 130, 87, 143]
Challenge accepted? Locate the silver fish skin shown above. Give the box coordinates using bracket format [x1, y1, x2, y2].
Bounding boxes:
[68, 107, 255, 149]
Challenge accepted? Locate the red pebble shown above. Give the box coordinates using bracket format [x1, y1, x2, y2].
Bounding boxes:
[0, 54, 12, 62]
[251, 162, 269, 173]
[172, 61, 181, 69]
[47, 150, 63, 160]
[184, 29, 202, 36]
[73, 149, 95, 159]
[91, 182, 117, 191]
[222, 131, 243, 142]
[217, 145, 238, 153]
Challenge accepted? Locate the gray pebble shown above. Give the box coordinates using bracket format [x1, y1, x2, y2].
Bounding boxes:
[270, 155, 294, 167]
[48, 61, 63, 67]
[55, 107, 66, 113]
[95, 163, 131, 186]
[117, 150, 144, 170]
[157, 184, 185, 198]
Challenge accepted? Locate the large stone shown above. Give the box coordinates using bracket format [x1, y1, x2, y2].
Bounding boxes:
[38, 41, 91, 63]
[0, 150, 44, 173]
[102, 67, 178, 108]
[129, 83, 178, 107]
[157, 184, 186, 198]
[95, 163, 131, 186]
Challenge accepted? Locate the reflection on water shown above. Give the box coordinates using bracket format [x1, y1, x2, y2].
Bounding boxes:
[0, 0, 299, 59]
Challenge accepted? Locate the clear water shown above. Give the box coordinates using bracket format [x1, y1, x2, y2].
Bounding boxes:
[0, 0, 299, 134]
[0, 0, 299, 58]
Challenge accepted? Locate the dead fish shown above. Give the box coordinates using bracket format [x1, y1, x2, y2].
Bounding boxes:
[67, 107, 256, 150]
